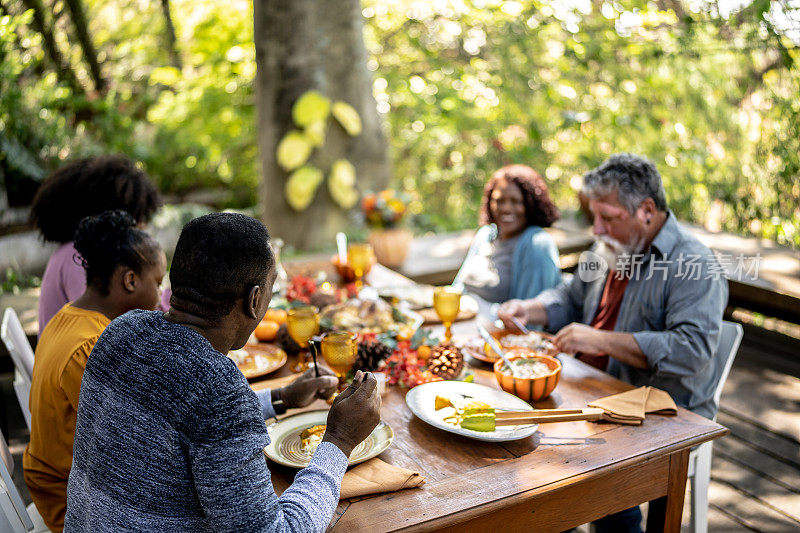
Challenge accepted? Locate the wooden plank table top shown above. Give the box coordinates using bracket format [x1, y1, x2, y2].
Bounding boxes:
[254, 317, 728, 533]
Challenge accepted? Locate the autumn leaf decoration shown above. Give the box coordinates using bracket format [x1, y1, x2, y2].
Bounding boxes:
[278, 90, 362, 211]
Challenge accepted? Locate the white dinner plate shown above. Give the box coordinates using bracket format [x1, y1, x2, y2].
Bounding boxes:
[405, 381, 538, 442]
[264, 410, 393, 468]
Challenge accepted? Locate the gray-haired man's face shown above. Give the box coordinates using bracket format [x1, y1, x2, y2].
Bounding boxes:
[588, 190, 649, 259]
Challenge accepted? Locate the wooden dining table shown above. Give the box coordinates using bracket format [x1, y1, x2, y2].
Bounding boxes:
[253, 262, 728, 532]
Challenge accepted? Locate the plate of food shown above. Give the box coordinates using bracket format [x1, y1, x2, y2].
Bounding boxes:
[458, 335, 494, 363]
[465, 329, 560, 363]
[405, 381, 538, 442]
[377, 284, 434, 310]
[318, 296, 423, 338]
[228, 343, 287, 379]
[264, 410, 394, 468]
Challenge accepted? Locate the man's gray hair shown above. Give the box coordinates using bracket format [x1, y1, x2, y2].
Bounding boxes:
[582, 153, 668, 213]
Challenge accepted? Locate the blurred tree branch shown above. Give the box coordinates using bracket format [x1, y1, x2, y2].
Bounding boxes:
[18, 0, 83, 94]
[63, 0, 105, 93]
[158, 0, 182, 69]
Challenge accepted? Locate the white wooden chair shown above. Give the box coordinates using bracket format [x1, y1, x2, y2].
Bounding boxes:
[1, 308, 35, 430]
[0, 482, 28, 533]
[687, 320, 743, 533]
[0, 429, 48, 532]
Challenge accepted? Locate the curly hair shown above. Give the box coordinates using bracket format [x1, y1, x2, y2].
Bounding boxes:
[169, 213, 275, 322]
[74, 210, 162, 295]
[479, 165, 560, 228]
[30, 155, 162, 243]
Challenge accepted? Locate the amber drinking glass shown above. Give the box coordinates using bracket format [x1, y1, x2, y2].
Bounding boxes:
[287, 306, 320, 372]
[433, 286, 462, 342]
[320, 331, 358, 387]
[347, 243, 373, 291]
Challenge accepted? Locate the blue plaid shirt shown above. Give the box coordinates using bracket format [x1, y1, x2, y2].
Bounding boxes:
[536, 212, 728, 419]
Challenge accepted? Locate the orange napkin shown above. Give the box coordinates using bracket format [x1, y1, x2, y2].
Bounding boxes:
[339, 458, 425, 499]
[588, 386, 677, 425]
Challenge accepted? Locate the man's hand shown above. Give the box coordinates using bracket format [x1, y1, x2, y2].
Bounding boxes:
[498, 299, 549, 329]
[279, 367, 339, 409]
[552, 323, 607, 355]
[497, 299, 530, 329]
[322, 371, 381, 457]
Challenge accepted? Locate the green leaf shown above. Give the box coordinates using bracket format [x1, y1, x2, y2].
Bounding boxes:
[305, 120, 327, 147]
[332, 101, 362, 136]
[377, 333, 398, 350]
[149, 66, 181, 87]
[285, 165, 324, 211]
[410, 328, 437, 349]
[292, 91, 331, 127]
[276, 131, 313, 171]
[328, 159, 359, 209]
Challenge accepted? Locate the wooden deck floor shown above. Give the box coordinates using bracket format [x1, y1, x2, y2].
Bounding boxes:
[2, 325, 799, 531]
[699, 326, 800, 532]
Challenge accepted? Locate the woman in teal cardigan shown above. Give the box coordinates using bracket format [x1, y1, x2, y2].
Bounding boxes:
[455, 165, 561, 312]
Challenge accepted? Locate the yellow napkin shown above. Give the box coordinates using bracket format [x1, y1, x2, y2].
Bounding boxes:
[588, 386, 677, 425]
[339, 458, 425, 499]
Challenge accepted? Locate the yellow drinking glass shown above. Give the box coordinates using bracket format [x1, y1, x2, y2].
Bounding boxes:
[320, 331, 358, 388]
[347, 243, 373, 291]
[287, 306, 320, 372]
[433, 286, 462, 342]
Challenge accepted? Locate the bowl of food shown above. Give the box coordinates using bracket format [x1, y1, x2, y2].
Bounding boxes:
[331, 255, 376, 282]
[483, 329, 559, 360]
[493, 350, 561, 402]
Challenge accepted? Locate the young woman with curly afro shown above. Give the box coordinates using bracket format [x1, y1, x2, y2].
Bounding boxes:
[30, 155, 165, 333]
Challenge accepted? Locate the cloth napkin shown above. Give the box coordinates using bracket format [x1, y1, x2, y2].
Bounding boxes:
[339, 458, 425, 499]
[588, 386, 678, 425]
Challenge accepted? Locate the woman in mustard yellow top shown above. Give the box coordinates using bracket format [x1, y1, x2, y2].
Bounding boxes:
[24, 210, 166, 532]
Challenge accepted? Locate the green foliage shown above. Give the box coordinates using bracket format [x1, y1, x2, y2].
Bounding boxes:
[1, 0, 798, 247]
[363, 0, 800, 246]
[0, 267, 41, 295]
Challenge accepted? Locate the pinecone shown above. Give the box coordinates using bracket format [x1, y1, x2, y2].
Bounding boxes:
[354, 339, 393, 372]
[275, 324, 302, 355]
[427, 342, 464, 380]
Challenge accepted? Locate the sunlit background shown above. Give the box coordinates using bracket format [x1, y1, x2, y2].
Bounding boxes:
[1, 0, 799, 246]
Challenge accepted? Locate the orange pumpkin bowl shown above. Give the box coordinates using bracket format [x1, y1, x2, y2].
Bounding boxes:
[493, 350, 562, 402]
[330, 255, 376, 282]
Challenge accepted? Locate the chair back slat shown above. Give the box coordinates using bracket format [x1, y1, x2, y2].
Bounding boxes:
[0, 483, 28, 533]
[712, 320, 744, 412]
[0, 429, 34, 531]
[1, 308, 35, 380]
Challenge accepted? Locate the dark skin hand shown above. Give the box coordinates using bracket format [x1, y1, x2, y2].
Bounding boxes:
[271, 367, 339, 408]
[322, 370, 381, 457]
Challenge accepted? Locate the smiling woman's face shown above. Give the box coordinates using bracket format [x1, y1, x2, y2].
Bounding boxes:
[490, 179, 526, 239]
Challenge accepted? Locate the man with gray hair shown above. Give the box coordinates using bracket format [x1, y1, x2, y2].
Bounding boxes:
[499, 153, 728, 531]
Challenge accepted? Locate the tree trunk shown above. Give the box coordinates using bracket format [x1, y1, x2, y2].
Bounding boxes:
[254, 0, 389, 249]
[19, 0, 83, 94]
[159, 0, 182, 69]
[63, 0, 106, 93]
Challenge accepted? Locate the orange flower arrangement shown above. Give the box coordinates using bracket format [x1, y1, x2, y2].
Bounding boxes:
[361, 189, 412, 229]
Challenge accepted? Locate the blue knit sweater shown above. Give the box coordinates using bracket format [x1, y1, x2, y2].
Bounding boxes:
[65, 310, 347, 532]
